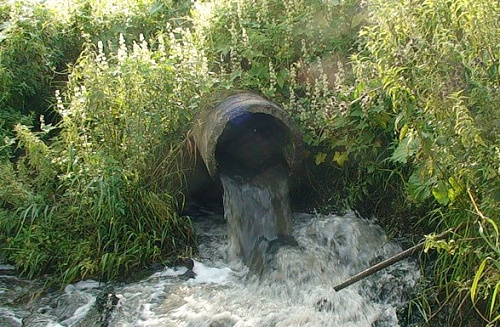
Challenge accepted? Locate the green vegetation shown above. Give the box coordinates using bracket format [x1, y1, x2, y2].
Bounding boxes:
[0, 0, 498, 325]
[354, 1, 500, 324]
[0, 0, 204, 284]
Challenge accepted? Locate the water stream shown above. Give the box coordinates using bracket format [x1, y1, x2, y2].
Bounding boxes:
[220, 164, 293, 272]
[0, 164, 420, 327]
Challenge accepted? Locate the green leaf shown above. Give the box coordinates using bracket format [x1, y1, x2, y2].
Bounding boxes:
[333, 151, 348, 167]
[351, 12, 366, 28]
[399, 124, 409, 141]
[432, 181, 450, 205]
[407, 170, 431, 203]
[353, 81, 366, 99]
[391, 135, 419, 164]
[447, 177, 463, 203]
[471, 258, 488, 303]
[490, 281, 500, 317]
[314, 152, 327, 166]
[149, 1, 164, 15]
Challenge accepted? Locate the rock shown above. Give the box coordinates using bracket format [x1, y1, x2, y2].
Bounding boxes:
[314, 298, 335, 312]
[73, 286, 119, 327]
[174, 257, 195, 270]
[179, 269, 196, 280]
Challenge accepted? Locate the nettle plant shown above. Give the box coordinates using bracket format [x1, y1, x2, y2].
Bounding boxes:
[2, 28, 212, 283]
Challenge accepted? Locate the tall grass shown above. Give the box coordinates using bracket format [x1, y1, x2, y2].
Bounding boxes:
[1, 9, 212, 283]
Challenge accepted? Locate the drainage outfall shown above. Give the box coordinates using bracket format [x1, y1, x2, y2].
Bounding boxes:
[191, 92, 303, 269]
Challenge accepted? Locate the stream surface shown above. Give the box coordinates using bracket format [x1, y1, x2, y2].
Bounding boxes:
[1, 164, 420, 327]
[0, 211, 419, 327]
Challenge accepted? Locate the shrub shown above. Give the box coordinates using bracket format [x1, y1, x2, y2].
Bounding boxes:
[353, 0, 500, 323]
[0, 0, 194, 157]
[0, 1, 65, 117]
[0, 1, 72, 162]
[1, 27, 213, 283]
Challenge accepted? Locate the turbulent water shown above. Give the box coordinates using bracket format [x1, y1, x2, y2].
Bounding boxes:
[0, 211, 419, 327]
[0, 164, 419, 327]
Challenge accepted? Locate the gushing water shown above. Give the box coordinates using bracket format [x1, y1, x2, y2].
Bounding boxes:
[0, 211, 418, 327]
[0, 165, 419, 327]
[220, 164, 293, 272]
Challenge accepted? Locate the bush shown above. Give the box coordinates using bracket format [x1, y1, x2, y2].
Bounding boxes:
[0, 1, 65, 116]
[1, 26, 213, 283]
[352, 0, 500, 323]
[0, 1, 71, 162]
[0, 0, 194, 157]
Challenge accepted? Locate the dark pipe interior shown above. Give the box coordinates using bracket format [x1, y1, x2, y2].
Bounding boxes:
[183, 112, 295, 216]
[215, 112, 290, 177]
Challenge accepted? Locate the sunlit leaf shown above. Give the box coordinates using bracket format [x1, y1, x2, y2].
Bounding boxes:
[333, 151, 348, 167]
[471, 258, 488, 303]
[314, 152, 327, 166]
[490, 281, 500, 318]
[447, 177, 463, 203]
[391, 135, 419, 164]
[399, 124, 409, 141]
[432, 181, 449, 206]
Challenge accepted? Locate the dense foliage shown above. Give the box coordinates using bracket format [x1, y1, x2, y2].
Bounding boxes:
[0, 0, 498, 325]
[0, 0, 203, 284]
[355, 1, 500, 324]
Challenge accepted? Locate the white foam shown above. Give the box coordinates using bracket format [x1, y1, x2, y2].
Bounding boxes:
[73, 279, 103, 290]
[64, 279, 102, 293]
[0, 308, 23, 325]
[188, 260, 234, 285]
[150, 266, 188, 279]
[46, 323, 64, 327]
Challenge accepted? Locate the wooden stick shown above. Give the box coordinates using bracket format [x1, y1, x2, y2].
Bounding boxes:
[333, 241, 424, 292]
[333, 225, 462, 292]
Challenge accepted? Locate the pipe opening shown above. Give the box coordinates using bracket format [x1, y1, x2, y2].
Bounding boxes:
[184, 92, 304, 216]
[215, 112, 290, 177]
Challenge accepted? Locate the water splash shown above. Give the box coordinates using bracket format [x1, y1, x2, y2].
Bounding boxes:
[1, 212, 419, 327]
[108, 212, 418, 327]
[1, 158, 419, 327]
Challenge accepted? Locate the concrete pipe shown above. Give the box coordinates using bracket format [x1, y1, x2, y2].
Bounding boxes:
[191, 92, 303, 177]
